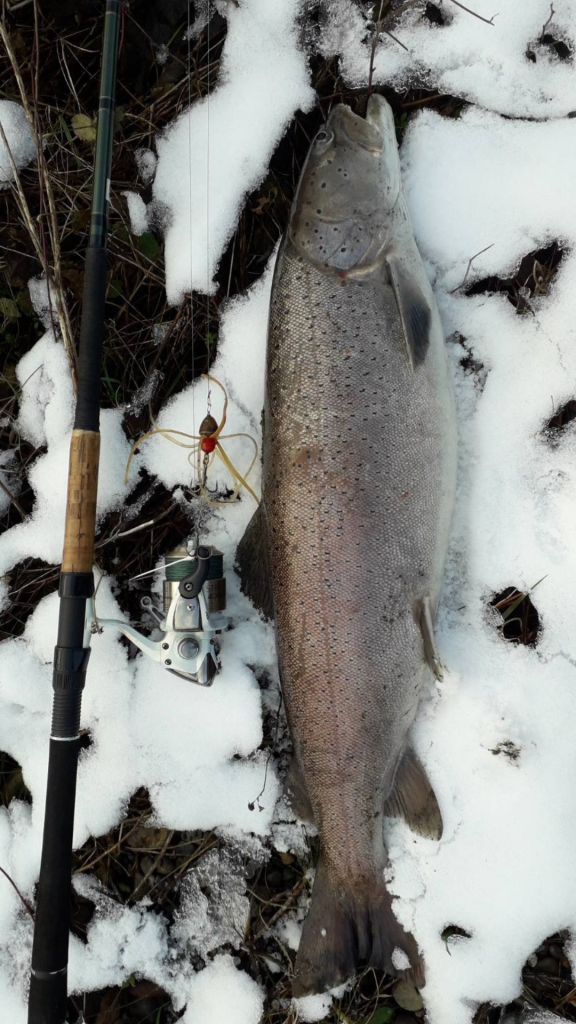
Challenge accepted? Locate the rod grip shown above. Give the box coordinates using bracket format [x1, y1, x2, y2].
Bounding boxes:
[61, 430, 100, 574]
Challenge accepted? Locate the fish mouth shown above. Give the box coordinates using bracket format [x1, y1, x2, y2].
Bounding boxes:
[327, 103, 384, 154]
[365, 94, 398, 157]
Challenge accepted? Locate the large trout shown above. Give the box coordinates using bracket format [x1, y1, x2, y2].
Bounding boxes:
[237, 95, 457, 995]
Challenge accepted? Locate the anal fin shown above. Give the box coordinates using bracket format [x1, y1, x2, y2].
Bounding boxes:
[235, 504, 274, 620]
[384, 746, 443, 840]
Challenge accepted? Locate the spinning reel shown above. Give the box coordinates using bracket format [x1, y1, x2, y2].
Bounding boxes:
[90, 542, 227, 686]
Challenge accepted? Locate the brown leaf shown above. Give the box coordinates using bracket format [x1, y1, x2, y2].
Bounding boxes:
[95, 987, 121, 1024]
[126, 826, 171, 850]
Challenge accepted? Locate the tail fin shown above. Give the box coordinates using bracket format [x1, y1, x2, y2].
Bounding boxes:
[293, 857, 423, 997]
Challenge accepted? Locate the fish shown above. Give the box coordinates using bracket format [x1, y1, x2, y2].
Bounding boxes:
[236, 94, 457, 996]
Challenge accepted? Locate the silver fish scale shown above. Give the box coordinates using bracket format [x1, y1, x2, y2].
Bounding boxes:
[264, 242, 456, 885]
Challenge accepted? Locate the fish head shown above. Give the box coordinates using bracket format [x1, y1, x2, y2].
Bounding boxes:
[289, 95, 399, 273]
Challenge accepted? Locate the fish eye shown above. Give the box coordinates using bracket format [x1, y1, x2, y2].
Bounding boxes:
[315, 129, 333, 145]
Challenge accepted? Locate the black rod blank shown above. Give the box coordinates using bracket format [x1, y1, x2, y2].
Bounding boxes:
[27, 4, 121, 1022]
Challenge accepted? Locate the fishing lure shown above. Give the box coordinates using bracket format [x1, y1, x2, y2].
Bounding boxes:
[125, 373, 260, 506]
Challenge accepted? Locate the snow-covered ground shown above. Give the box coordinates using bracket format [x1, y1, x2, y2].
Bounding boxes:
[1, 0, 576, 1021]
[0, 99, 36, 188]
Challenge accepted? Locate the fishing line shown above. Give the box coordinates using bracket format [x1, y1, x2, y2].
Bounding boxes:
[206, 0, 211, 418]
[128, 3, 260, 507]
[187, 0, 196, 463]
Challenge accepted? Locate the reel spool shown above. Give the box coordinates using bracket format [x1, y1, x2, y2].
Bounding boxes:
[90, 542, 227, 686]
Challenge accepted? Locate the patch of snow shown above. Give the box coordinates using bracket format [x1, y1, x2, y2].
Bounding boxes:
[276, 915, 303, 952]
[135, 146, 157, 184]
[152, 0, 314, 299]
[320, 0, 576, 119]
[0, 100, 36, 187]
[295, 983, 348, 1023]
[392, 946, 411, 971]
[122, 190, 149, 236]
[181, 954, 264, 1024]
[0, 451, 20, 517]
[27, 276, 58, 329]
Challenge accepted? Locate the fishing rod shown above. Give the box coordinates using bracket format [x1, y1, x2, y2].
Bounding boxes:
[27, 3, 122, 1021]
[28, 4, 235, 1019]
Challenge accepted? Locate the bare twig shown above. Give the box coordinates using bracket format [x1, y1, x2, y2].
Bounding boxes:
[367, 0, 386, 101]
[540, 2, 555, 39]
[367, 0, 422, 98]
[448, 0, 496, 26]
[449, 243, 495, 293]
[383, 27, 410, 52]
[0, 476, 26, 520]
[0, 865, 34, 919]
[130, 829, 175, 900]
[253, 877, 308, 941]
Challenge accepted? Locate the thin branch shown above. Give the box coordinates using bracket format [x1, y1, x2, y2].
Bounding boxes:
[367, 0, 386, 101]
[130, 829, 175, 900]
[540, 2, 555, 39]
[367, 0, 422, 98]
[383, 27, 411, 52]
[449, 243, 495, 293]
[0, 476, 26, 520]
[448, 0, 497, 26]
[0, 865, 35, 919]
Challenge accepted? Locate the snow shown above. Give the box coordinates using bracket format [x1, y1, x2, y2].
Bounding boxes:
[380, 103, 576, 1024]
[27, 275, 58, 329]
[0, 451, 21, 518]
[295, 983, 348, 1023]
[392, 947, 412, 972]
[151, 0, 314, 299]
[122, 190, 149, 236]
[1, 1, 576, 1023]
[321, 0, 576, 119]
[135, 146, 157, 184]
[0, 100, 36, 187]
[181, 954, 264, 1024]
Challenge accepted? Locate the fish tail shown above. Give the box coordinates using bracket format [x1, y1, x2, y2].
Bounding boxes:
[293, 857, 423, 997]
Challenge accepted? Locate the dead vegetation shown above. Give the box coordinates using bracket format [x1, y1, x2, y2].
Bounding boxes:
[490, 584, 542, 648]
[466, 242, 564, 314]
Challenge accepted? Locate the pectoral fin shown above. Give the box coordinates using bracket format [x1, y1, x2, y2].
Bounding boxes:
[384, 746, 443, 840]
[387, 254, 432, 370]
[420, 595, 443, 680]
[235, 504, 274, 620]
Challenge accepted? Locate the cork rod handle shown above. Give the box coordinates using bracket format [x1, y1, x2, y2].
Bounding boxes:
[61, 429, 101, 574]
